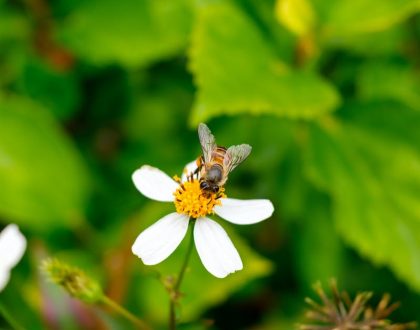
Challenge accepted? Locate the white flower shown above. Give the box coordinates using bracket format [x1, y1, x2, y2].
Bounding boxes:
[0, 224, 27, 291]
[131, 162, 274, 278]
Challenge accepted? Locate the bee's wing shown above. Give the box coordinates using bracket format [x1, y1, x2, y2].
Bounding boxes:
[198, 123, 216, 163]
[223, 144, 252, 173]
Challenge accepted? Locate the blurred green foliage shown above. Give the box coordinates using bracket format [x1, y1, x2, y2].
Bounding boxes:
[1, 0, 420, 329]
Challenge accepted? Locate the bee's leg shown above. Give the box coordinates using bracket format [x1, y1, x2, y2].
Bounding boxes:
[188, 167, 199, 182]
[193, 167, 200, 181]
[193, 157, 203, 180]
[215, 189, 225, 200]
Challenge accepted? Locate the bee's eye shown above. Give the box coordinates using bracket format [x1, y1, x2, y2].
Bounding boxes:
[200, 181, 208, 190]
[212, 186, 219, 193]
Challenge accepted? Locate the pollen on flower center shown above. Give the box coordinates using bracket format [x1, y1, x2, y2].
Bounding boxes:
[173, 179, 225, 218]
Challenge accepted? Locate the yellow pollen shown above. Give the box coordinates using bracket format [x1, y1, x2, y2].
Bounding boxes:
[173, 180, 226, 218]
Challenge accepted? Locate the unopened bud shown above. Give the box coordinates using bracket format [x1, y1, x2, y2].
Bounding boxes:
[41, 258, 103, 304]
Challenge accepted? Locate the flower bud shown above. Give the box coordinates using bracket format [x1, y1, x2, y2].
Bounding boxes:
[42, 258, 103, 304]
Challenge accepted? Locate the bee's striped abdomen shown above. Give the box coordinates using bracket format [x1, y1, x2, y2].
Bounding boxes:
[211, 146, 227, 166]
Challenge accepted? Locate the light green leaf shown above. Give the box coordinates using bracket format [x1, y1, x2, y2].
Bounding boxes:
[188, 2, 339, 125]
[304, 106, 420, 291]
[58, 0, 193, 67]
[132, 205, 273, 323]
[325, 24, 409, 55]
[320, 0, 420, 38]
[275, 0, 316, 36]
[0, 95, 90, 230]
[357, 61, 420, 111]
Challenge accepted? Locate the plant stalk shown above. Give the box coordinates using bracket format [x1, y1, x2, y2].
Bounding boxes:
[100, 296, 150, 330]
[0, 301, 26, 330]
[169, 221, 195, 330]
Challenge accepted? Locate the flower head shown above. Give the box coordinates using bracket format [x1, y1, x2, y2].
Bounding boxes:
[0, 224, 26, 292]
[131, 127, 274, 278]
[173, 177, 225, 218]
[300, 280, 417, 330]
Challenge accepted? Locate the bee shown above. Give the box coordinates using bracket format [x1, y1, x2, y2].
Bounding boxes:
[194, 123, 252, 194]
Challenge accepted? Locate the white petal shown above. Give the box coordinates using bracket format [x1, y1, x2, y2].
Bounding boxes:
[132, 165, 179, 202]
[132, 213, 189, 265]
[181, 160, 199, 183]
[194, 217, 242, 278]
[0, 224, 27, 270]
[214, 198, 274, 225]
[0, 270, 10, 292]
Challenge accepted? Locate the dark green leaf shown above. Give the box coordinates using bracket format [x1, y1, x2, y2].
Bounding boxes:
[357, 61, 420, 111]
[0, 95, 90, 230]
[19, 58, 80, 120]
[305, 107, 420, 291]
[58, 0, 193, 67]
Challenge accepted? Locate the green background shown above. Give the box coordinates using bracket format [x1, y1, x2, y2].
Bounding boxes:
[1, 0, 420, 328]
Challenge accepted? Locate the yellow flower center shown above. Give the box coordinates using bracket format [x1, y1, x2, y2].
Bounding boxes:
[173, 179, 225, 218]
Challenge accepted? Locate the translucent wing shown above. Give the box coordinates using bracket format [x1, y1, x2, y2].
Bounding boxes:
[223, 144, 252, 173]
[198, 123, 216, 163]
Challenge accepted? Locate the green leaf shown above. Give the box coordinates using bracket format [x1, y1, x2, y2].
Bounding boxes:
[293, 191, 345, 290]
[0, 5, 30, 86]
[188, 2, 339, 125]
[0, 95, 90, 230]
[18, 58, 81, 120]
[319, 0, 420, 38]
[357, 61, 420, 111]
[339, 101, 420, 146]
[304, 105, 420, 291]
[132, 205, 273, 323]
[325, 24, 409, 55]
[0, 5, 29, 42]
[58, 0, 193, 67]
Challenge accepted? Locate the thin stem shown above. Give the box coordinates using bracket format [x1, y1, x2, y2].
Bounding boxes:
[175, 225, 195, 292]
[100, 296, 150, 330]
[169, 301, 176, 330]
[0, 302, 26, 330]
[169, 221, 195, 330]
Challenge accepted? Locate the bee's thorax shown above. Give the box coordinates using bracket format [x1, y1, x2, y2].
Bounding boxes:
[206, 164, 223, 183]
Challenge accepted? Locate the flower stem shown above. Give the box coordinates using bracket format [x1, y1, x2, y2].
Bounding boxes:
[0, 302, 26, 330]
[100, 296, 150, 330]
[169, 221, 195, 330]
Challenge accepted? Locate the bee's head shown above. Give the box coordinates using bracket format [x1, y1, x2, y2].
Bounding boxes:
[211, 185, 219, 193]
[200, 181, 209, 190]
[200, 180, 219, 193]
